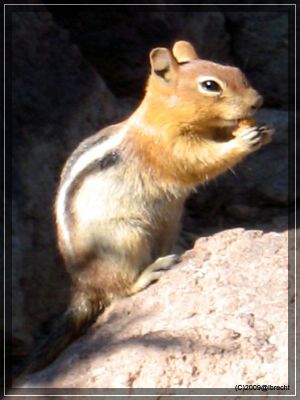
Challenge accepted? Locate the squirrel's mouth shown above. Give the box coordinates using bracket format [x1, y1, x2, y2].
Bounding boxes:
[222, 118, 240, 127]
[223, 115, 254, 126]
[215, 116, 250, 129]
[224, 108, 256, 125]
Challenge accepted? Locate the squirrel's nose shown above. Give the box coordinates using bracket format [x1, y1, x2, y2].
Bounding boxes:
[251, 95, 263, 110]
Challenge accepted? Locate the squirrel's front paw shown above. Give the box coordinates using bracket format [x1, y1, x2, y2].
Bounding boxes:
[235, 125, 274, 152]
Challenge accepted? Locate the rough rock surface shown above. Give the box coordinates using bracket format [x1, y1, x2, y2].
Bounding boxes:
[15, 225, 288, 391]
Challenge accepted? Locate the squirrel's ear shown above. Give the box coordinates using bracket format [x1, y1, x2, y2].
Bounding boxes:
[149, 47, 178, 83]
[172, 40, 199, 63]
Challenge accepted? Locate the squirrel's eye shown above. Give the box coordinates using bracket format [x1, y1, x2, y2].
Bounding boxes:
[200, 80, 222, 93]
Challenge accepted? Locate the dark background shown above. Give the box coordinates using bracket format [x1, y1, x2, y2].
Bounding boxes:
[6, 4, 293, 375]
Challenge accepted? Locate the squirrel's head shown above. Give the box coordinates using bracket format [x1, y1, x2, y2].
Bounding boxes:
[146, 40, 263, 130]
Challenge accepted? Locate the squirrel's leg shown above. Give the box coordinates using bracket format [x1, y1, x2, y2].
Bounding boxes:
[129, 254, 180, 295]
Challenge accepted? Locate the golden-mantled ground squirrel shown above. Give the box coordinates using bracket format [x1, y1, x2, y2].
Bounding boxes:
[15, 40, 273, 378]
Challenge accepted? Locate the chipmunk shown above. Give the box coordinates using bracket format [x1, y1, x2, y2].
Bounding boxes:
[15, 40, 273, 378]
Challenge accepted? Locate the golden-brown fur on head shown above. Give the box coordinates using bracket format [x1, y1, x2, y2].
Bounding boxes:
[123, 40, 267, 187]
[143, 41, 263, 136]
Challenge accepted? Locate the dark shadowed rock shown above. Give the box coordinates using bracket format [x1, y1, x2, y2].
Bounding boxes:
[219, 108, 289, 205]
[11, 10, 127, 355]
[48, 8, 231, 99]
[47, 8, 288, 110]
[224, 12, 288, 109]
[184, 108, 289, 234]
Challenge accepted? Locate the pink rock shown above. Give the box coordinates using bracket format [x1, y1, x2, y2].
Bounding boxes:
[14, 227, 289, 392]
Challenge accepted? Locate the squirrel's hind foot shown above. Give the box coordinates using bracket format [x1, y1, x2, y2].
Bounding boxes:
[129, 254, 181, 295]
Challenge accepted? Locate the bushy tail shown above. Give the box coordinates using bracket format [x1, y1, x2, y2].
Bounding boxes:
[13, 291, 105, 382]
